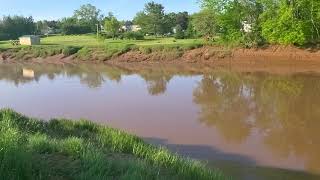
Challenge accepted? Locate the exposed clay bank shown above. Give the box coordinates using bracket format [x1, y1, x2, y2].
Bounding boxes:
[1, 63, 320, 180]
[2, 46, 320, 74]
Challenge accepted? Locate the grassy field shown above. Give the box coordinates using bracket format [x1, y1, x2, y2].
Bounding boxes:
[0, 40, 13, 49]
[41, 35, 204, 47]
[0, 109, 226, 180]
[0, 34, 203, 49]
[0, 35, 205, 61]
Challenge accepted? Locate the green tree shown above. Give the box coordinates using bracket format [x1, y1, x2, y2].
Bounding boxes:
[36, 21, 49, 35]
[200, 0, 264, 45]
[191, 10, 217, 41]
[260, 0, 320, 45]
[199, 0, 320, 45]
[162, 12, 190, 35]
[174, 25, 185, 39]
[0, 16, 35, 40]
[133, 2, 166, 35]
[104, 15, 121, 39]
[60, 17, 91, 35]
[73, 4, 101, 32]
[198, 0, 241, 42]
[36, 20, 59, 35]
[176, 12, 189, 31]
[59, 4, 102, 35]
[163, 12, 177, 34]
[185, 22, 197, 38]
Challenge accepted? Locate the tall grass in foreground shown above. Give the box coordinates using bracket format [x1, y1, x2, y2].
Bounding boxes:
[0, 109, 227, 180]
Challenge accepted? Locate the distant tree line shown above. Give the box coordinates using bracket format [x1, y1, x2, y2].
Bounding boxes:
[0, 16, 35, 40]
[102, 2, 192, 40]
[1, 0, 320, 46]
[0, 4, 103, 40]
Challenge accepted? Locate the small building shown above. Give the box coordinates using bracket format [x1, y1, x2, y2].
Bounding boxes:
[19, 35, 40, 45]
[121, 24, 141, 32]
[22, 68, 35, 78]
[131, 25, 142, 32]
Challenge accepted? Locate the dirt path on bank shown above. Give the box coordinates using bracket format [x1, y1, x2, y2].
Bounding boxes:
[1, 46, 320, 74]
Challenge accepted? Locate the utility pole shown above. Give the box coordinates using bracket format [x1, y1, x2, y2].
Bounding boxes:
[96, 24, 99, 38]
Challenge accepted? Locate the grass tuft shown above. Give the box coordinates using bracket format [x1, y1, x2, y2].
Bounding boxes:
[0, 109, 227, 180]
[62, 46, 81, 56]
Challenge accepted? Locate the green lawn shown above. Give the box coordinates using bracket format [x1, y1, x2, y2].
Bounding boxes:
[0, 35, 205, 61]
[0, 40, 14, 49]
[43, 35, 203, 47]
[0, 35, 204, 49]
[0, 109, 226, 180]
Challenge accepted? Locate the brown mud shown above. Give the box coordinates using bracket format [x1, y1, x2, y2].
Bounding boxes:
[1, 46, 320, 74]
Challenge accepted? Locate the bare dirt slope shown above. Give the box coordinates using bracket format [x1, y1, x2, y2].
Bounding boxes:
[1, 46, 320, 74]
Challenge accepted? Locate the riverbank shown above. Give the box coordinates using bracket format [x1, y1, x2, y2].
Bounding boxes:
[1, 35, 320, 74]
[0, 109, 226, 180]
[2, 45, 320, 74]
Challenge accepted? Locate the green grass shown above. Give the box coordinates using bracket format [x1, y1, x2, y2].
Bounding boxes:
[1, 45, 81, 60]
[0, 40, 13, 49]
[0, 109, 226, 180]
[40, 34, 203, 47]
[0, 35, 204, 61]
[0, 35, 203, 48]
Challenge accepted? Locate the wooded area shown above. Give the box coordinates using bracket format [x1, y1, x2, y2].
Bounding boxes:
[1, 1, 320, 47]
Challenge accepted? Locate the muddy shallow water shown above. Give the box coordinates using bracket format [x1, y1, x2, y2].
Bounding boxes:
[1, 63, 320, 180]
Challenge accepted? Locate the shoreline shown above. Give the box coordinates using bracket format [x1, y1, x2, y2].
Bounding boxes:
[1, 64, 320, 180]
[1, 45, 320, 74]
[0, 109, 226, 179]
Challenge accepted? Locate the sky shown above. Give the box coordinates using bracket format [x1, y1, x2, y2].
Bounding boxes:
[0, 0, 200, 21]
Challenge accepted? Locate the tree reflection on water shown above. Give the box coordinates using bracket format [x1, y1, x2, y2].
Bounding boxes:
[1, 63, 320, 174]
[193, 71, 320, 173]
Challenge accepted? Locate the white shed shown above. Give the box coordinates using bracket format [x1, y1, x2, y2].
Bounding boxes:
[19, 35, 40, 45]
[22, 68, 35, 78]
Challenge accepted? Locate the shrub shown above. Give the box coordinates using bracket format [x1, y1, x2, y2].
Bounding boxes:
[62, 46, 81, 56]
[60, 17, 92, 35]
[76, 47, 91, 60]
[150, 45, 164, 52]
[99, 32, 114, 39]
[103, 44, 135, 58]
[242, 32, 265, 48]
[139, 47, 152, 54]
[28, 133, 56, 154]
[123, 31, 145, 40]
[60, 137, 84, 156]
[183, 43, 204, 50]
[175, 25, 185, 39]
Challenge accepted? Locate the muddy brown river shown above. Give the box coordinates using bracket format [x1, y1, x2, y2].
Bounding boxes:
[1, 63, 320, 180]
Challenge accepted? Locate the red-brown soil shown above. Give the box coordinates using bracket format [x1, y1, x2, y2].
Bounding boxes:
[1, 46, 320, 74]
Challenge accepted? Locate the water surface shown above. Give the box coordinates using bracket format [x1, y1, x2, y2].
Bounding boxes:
[1, 63, 320, 180]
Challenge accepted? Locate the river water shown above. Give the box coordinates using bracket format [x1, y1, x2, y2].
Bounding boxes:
[1, 63, 320, 180]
